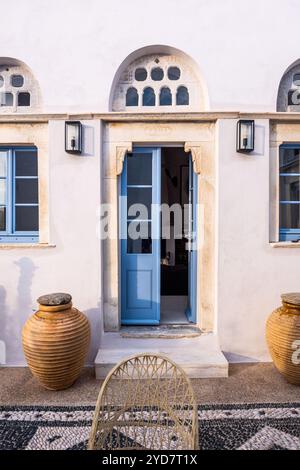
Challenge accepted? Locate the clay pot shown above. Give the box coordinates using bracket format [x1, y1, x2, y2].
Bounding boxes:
[22, 293, 90, 390]
[266, 293, 300, 385]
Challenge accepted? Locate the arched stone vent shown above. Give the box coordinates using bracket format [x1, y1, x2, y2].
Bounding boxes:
[0, 58, 41, 113]
[277, 60, 300, 112]
[111, 48, 206, 112]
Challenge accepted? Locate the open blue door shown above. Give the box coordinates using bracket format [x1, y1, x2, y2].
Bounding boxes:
[186, 156, 197, 322]
[121, 148, 161, 325]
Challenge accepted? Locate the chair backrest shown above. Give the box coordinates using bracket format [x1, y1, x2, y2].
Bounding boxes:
[88, 353, 198, 450]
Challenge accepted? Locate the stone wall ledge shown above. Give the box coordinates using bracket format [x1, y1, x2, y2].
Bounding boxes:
[0, 111, 300, 123]
[0, 243, 56, 250]
[270, 242, 300, 248]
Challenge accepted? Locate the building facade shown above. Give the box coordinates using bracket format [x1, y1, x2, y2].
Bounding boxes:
[1, 0, 300, 375]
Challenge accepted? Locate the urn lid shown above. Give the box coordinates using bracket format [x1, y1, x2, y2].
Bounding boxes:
[281, 292, 300, 307]
[37, 293, 72, 306]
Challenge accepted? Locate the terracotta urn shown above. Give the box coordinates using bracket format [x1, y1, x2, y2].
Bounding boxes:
[22, 293, 90, 390]
[266, 293, 300, 385]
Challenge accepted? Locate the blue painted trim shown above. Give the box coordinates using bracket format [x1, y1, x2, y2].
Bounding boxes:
[280, 173, 300, 177]
[121, 319, 160, 326]
[0, 236, 39, 243]
[0, 146, 39, 242]
[185, 157, 198, 324]
[0, 150, 9, 235]
[279, 144, 300, 241]
[279, 230, 300, 241]
[127, 185, 152, 188]
[121, 147, 197, 325]
[121, 147, 161, 325]
[280, 143, 300, 149]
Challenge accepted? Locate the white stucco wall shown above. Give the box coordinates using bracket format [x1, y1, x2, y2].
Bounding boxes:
[0, 0, 299, 112]
[217, 119, 300, 361]
[0, 121, 102, 365]
[1, 1, 300, 366]
[3, 117, 300, 365]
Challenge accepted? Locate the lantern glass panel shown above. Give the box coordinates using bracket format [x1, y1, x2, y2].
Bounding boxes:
[66, 122, 81, 152]
[238, 121, 254, 152]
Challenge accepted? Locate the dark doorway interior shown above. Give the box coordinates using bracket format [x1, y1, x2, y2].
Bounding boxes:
[160, 147, 189, 324]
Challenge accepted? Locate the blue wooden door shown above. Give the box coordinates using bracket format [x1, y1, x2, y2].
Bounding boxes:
[121, 148, 161, 325]
[186, 156, 197, 322]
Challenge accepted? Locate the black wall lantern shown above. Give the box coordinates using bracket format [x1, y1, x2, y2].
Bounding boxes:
[236, 120, 255, 153]
[65, 121, 82, 154]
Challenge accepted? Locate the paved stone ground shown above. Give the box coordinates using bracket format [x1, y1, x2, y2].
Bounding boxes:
[0, 363, 299, 405]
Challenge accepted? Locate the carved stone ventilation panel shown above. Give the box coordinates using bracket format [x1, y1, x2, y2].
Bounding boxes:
[0, 61, 41, 113]
[111, 53, 204, 112]
[277, 62, 300, 112]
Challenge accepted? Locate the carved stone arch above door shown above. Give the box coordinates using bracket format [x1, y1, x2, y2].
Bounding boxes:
[115, 142, 203, 176]
[116, 143, 132, 176]
[184, 142, 202, 174]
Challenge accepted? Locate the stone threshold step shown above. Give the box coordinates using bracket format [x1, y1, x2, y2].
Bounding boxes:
[95, 347, 228, 380]
[120, 325, 201, 339]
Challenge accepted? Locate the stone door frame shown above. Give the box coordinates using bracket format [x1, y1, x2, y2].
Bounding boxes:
[102, 120, 216, 333]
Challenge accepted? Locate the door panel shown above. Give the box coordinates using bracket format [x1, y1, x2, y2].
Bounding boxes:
[127, 270, 152, 309]
[121, 148, 161, 324]
[186, 156, 197, 322]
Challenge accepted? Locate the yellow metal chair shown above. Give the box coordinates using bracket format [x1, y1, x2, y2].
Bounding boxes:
[88, 353, 198, 450]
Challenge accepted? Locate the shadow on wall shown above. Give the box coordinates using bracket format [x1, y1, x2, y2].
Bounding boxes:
[1, 256, 101, 365]
[14, 257, 38, 315]
[252, 124, 265, 156]
[85, 302, 102, 364]
[82, 125, 95, 156]
[0, 257, 37, 364]
[0, 286, 8, 364]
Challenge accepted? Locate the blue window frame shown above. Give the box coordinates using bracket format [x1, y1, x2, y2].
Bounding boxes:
[279, 143, 300, 241]
[0, 147, 39, 243]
